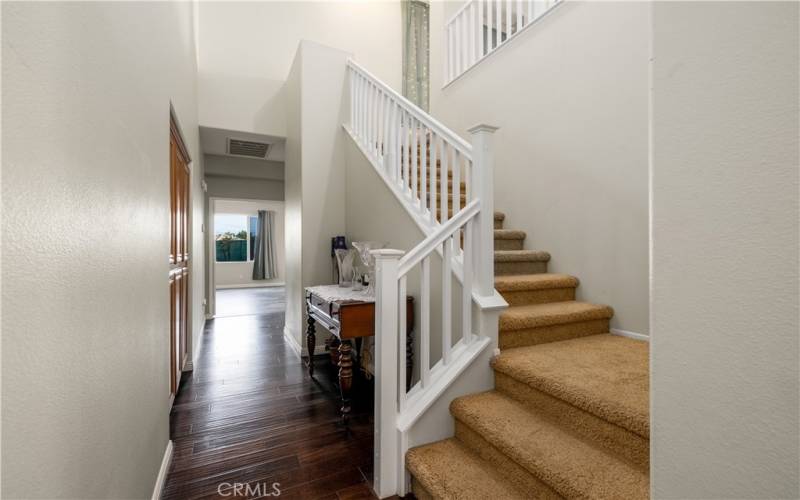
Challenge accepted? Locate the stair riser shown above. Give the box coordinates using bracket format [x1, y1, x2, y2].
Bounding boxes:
[495, 239, 524, 251]
[499, 319, 609, 349]
[495, 260, 548, 276]
[410, 478, 435, 500]
[499, 288, 575, 307]
[454, 421, 563, 499]
[494, 372, 649, 469]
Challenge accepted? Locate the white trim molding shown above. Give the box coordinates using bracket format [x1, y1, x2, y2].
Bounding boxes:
[611, 328, 649, 342]
[151, 440, 173, 500]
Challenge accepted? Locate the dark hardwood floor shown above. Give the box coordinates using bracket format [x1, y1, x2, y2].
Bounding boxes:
[163, 287, 377, 499]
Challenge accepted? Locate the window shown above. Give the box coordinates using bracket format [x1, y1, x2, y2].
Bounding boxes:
[214, 214, 248, 262]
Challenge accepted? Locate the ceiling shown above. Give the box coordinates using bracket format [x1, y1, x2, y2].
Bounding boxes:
[199, 126, 286, 162]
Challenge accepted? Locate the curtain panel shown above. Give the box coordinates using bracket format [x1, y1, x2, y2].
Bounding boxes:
[403, 0, 430, 111]
[252, 210, 277, 280]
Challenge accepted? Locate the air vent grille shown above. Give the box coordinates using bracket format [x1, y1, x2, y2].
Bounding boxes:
[227, 138, 270, 159]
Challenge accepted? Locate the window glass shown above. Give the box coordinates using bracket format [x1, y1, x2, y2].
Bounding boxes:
[215, 214, 248, 262]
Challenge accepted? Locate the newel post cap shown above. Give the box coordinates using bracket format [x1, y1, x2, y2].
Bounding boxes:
[371, 249, 405, 260]
[467, 123, 500, 134]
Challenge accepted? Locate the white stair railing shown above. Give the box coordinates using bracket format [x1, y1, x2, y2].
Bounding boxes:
[346, 60, 501, 498]
[445, 0, 562, 85]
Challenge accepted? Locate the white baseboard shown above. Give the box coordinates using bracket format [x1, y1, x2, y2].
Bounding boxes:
[216, 282, 285, 290]
[611, 328, 649, 341]
[284, 325, 302, 358]
[151, 440, 173, 500]
[283, 325, 328, 358]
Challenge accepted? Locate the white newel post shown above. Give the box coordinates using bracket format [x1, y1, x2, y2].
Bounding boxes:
[468, 124, 499, 297]
[372, 249, 405, 498]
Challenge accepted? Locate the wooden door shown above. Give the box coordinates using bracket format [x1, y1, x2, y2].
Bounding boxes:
[169, 119, 191, 397]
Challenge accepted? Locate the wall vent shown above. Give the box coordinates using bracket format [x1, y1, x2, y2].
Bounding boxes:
[227, 138, 270, 159]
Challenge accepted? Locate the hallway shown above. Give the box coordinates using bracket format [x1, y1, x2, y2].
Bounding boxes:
[163, 289, 376, 499]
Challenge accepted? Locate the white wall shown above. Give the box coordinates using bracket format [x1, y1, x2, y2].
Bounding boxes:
[429, 1, 650, 335]
[212, 199, 285, 288]
[284, 46, 304, 354]
[651, 2, 799, 498]
[197, 0, 402, 137]
[284, 41, 351, 354]
[1, 2, 203, 498]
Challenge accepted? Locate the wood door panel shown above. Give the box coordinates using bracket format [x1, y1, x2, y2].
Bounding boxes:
[170, 121, 191, 398]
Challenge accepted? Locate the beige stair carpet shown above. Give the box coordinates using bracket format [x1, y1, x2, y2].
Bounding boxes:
[406, 210, 649, 499]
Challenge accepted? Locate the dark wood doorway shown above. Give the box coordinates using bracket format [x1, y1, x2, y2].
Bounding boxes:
[169, 116, 191, 398]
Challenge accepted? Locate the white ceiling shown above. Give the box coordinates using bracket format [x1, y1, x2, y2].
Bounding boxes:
[199, 126, 285, 162]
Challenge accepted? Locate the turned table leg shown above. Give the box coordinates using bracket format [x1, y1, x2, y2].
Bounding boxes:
[306, 314, 316, 377]
[338, 340, 353, 425]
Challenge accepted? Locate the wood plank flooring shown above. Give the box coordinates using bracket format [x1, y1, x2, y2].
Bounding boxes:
[163, 288, 378, 499]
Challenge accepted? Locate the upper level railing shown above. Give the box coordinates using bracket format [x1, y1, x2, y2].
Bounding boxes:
[346, 60, 500, 497]
[445, 0, 562, 85]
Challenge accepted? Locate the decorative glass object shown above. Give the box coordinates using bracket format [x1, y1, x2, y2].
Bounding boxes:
[334, 248, 356, 287]
[351, 241, 387, 296]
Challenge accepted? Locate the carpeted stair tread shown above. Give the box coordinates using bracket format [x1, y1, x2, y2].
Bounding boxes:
[494, 250, 550, 263]
[451, 391, 649, 499]
[495, 273, 579, 292]
[492, 334, 649, 437]
[406, 438, 529, 499]
[494, 229, 526, 240]
[499, 301, 613, 332]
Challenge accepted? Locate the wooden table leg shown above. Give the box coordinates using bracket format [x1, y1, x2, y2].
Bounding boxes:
[306, 314, 316, 377]
[338, 340, 353, 425]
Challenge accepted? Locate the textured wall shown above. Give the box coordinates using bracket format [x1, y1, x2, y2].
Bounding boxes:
[197, 1, 402, 137]
[651, 2, 799, 497]
[2, 2, 202, 498]
[429, 1, 651, 335]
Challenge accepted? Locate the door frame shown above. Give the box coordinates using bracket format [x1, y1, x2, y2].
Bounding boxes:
[207, 196, 286, 318]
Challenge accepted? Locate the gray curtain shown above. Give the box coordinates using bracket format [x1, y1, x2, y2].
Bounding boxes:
[252, 210, 277, 280]
[403, 0, 430, 111]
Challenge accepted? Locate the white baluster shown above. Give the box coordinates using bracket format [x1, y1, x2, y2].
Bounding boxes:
[517, 0, 523, 33]
[486, 0, 494, 51]
[463, 218, 474, 344]
[528, 0, 534, 23]
[399, 274, 407, 412]
[420, 127, 428, 215]
[496, 0, 502, 46]
[448, 24, 454, 82]
[468, 124, 499, 297]
[440, 139, 448, 224]
[382, 93, 390, 169]
[506, 0, 512, 41]
[420, 256, 431, 387]
[372, 249, 404, 498]
[442, 238, 452, 365]
[411, 118, 418, 203]
[453, 149, 461, 216]
[429, 133, 437, 225]
[401, 111, 411, 193]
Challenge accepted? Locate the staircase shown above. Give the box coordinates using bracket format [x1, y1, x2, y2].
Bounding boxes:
[406, 213, 650, 499]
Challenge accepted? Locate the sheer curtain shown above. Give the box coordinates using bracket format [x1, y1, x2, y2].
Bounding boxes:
[403, 0, 430, 111]
[252, 210, 277, 280]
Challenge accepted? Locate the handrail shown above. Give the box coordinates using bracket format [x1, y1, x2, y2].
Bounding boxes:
[348, 60, 473, 155]
[347, 58, 501, 498]
[398, 200, 480, 277]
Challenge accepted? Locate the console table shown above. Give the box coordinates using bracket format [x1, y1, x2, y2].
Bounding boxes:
[305, 285, 414, 423]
